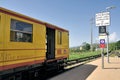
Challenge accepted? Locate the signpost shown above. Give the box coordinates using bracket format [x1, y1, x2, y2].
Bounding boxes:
[99, 26, 106, 36]
[100, 39, 105, 48]
[96, 12, 110, 26]
[99, 26, 106, 34]
[96, 6, 115, 68]
[96, 11, 110, 69]
[99, 39, 105, 69]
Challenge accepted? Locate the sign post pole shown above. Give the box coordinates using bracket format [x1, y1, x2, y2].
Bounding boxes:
[101, 48, 104, 69]
[100, 39, 105, 69]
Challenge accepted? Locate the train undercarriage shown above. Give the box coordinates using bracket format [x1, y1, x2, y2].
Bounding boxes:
[0, 58, 66, 80]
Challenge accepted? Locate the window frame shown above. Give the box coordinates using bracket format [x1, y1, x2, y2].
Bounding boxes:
[10, 18, 33, 43]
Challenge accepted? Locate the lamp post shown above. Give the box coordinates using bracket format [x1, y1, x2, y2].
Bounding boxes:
[106, 6, 116, 11]
[106, 6, 115, 63]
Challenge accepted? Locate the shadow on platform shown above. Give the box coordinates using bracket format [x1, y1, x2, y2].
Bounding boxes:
[48, 64, 97, 80]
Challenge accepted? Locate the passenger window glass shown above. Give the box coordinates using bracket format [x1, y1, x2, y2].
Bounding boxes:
[57, 31, 62, 45]
[10, 19, 33, 42]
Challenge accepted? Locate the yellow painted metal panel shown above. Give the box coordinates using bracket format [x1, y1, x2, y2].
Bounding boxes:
[0, 13, 5, 67]
[34, 23, 46, 48]
[55, 30, 69, 58]
[3, 58, 38, 66]
[0, 13, 3, 44]
[1, 13, 46, 66]
[34, 23, 46, 60]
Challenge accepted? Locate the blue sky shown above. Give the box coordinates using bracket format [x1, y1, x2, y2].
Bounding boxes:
[0, 0, 120, 47]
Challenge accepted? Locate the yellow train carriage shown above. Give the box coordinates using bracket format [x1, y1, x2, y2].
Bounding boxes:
[0, 7, 69, 80]
[0, 8, 46, 71]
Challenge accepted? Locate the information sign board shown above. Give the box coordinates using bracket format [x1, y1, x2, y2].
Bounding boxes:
[100, 39, 105, 48]
[96, 12, 110, 26]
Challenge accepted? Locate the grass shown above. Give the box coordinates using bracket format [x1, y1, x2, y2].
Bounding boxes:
[68, 51, 101, 60]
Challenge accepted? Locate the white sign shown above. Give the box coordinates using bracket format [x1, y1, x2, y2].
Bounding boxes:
[99, 35, 107, 39]
[96, 12, 110, 26]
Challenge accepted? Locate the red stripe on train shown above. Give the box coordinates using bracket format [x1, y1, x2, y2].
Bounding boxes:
[0, 60, 44, 71]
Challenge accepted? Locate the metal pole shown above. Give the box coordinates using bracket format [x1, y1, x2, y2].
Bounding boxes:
[107, 32, 109, 63]
[101, 48, 104, 69]
[106, 12, 110, 63]
[90, 18, 94, 51]
[106, 6, 116, 63]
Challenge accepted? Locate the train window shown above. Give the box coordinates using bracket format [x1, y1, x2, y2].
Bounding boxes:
[57, 31, 62, 45]
[10, 19, 33, 42]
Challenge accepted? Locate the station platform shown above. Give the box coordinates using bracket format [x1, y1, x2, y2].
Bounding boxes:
[86, 57, 120, 80]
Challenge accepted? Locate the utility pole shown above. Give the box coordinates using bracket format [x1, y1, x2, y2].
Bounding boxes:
[90, 18, 94, 51]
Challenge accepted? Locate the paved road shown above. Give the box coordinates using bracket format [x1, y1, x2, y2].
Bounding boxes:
[45, 57, 120, 80]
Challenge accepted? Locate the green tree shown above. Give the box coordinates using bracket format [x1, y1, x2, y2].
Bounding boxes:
[109, 42, 116, 51]
[82, 42, 90, 51]
[116, 40, 120, 50]
[92, 43, 99, 51]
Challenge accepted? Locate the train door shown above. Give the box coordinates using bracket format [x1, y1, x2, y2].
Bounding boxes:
[46, 27, 55, 60]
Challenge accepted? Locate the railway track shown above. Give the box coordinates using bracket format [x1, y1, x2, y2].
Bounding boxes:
[38, 53, 107, 80]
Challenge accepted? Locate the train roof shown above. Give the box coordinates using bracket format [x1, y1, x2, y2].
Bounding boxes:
[0, 7, 68, 32]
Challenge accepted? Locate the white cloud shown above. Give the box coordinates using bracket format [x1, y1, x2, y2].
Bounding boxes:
[95, 32, 118, 43]
[109, 32, 118, 42]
